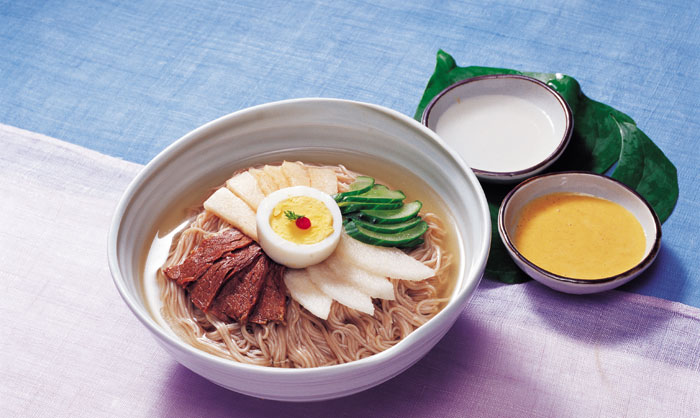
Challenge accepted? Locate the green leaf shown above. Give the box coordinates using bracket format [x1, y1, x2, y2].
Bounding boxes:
[416, 50, 679, 284]
[484, 199, 529, 284]
[284, 210, 303, 221]
[611, 118, 679, 222]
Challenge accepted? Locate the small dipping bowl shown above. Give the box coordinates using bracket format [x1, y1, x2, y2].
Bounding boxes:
[498, 172, 661, 294]
[422, 74, 573, 183]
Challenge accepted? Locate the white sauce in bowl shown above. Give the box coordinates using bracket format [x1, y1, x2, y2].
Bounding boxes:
[435, 94, 557, 173]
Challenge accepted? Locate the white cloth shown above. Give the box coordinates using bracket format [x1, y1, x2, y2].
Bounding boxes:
[1, 124, 699, 417]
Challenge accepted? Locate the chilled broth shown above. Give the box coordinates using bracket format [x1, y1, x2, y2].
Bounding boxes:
[435, 94, 558, 173]
[140, 152, 462, 325]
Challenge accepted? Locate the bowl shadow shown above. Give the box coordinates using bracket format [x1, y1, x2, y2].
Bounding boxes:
[618, 245, 687, 302]
[521, 246, 683, 346]
[156, 312, 555, 418]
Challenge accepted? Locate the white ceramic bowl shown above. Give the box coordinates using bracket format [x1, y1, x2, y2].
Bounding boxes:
[108, 98, 491, 401]
[422, 74, 573, 183]
[498, 171, 661, 294]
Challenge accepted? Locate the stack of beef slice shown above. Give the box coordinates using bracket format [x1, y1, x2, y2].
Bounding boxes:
[163, 228, 287, 324]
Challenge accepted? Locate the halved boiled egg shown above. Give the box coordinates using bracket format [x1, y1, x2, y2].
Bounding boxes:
[256, 186, 342, 268]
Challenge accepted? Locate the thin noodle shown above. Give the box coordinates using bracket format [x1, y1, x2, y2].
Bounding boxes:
[156, 162, 454, 368]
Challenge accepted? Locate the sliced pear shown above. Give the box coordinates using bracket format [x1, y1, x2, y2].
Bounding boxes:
[263, 165, 291, 189]
[203, 188, 258, 241]
[324, 255, 394, 300]
[308, 167, 338, 194]
[226, 171, 266, 210]
[248, 168, 279, 195]
[305, 264, 374, 315]
[284, 269, 332, 320]
[335, 232, 435, 281]
[281, 161, 311, 187]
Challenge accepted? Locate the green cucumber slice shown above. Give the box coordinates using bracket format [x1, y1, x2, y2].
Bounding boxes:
[396, 237, 425, 248]
[349, 216, 422, 233]
[333, 176, 375, 201]
[338, 201, 403, 215]
[341, 185, 406, 203]
[360, 201, 422, 224]
[344, 220, 428, 247]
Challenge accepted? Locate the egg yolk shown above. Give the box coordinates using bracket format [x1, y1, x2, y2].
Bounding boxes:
[269, 196, 333, 245]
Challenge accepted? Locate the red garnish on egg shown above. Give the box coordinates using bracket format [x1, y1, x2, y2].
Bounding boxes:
[295, 216, 311, 230]
[285, 210, 311, 230]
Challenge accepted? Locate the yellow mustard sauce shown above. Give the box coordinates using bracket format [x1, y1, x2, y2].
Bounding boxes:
[514, 192, 646, 279]
[270, 196, 333, 245]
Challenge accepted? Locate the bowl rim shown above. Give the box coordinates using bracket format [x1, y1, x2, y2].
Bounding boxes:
[420, 74, 574, 179]
[107, 97, 491, 377]
[497, 170, 662, 285]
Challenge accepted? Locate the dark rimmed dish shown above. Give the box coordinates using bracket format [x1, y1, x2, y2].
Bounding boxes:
[498, 171, 661, 294]
[422, 74, 573, 183]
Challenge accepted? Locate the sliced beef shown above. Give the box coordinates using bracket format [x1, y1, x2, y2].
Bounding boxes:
[188, 245, 261, 312]
[163, 229, 252, 287]
[209, 255, 269, 322]
[249, 263, 287, 324]
[164, 228, 289, 326]
[207, 261, 255, 322]
[224, 256, 270, 322]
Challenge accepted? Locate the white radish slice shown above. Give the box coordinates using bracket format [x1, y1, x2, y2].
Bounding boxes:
[284, 269, 332, 320]
[263, 165, 291, 189]
[203, 188, 258, 241]
[308, 167, 338, 194]
[249, 168, 279, 195]
[226, 171, 266, 210]
[324, 255, 395, 300]
[335, 232, 435, 281]
[306, 263, 375, 315]
[281, 161, 311, 187]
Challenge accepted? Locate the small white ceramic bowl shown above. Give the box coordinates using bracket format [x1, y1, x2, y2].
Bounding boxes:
[498, 171, 661, 294]
[422, 74, 573, 183]
[108, 98, 491, 401]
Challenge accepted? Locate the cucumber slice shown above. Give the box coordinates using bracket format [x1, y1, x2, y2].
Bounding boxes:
[338, 201, 403, 215]
[341, 185, 406, 203]
[344, 220, 428, 247]
[396, 237, 425, 249]
[349, 216, 422, 233]
[360, 201, 422, 224]
[334, 176, 375, 201]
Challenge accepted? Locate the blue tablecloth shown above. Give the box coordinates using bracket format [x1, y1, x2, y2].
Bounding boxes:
[1, 2, 698, 302]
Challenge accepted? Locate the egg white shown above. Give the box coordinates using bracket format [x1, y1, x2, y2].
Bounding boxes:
[256, 186, 342, 268]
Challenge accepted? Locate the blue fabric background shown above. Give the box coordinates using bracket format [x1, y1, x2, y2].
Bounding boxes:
[1, 0, 699, 305]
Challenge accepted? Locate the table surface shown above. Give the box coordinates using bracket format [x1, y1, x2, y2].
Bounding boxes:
[2, 0, 699, 414]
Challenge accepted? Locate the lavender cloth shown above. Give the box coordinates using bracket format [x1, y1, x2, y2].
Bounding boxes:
[1, 124, 699, 417]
